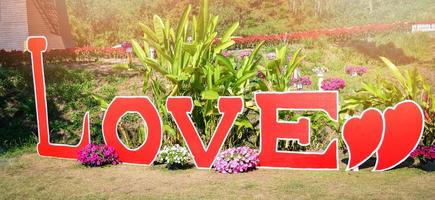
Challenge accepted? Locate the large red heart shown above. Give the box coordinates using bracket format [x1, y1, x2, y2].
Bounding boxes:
[342, 109, 384, 170]
[374, 101, 424, 171]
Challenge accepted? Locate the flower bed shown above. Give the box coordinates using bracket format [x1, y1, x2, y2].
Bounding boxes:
[213, 147, 259, 174]
[230, 21, 424, 45]
[158, 145, 191, 170]
[321, 78, 346, 91]
[345, 66, 368, 77]
[411, 145, 435, 165]
[77, 144, 121, 167]
[0, 47, 127, 67]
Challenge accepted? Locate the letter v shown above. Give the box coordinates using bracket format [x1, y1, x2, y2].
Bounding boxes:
[167, 97, 243, 169]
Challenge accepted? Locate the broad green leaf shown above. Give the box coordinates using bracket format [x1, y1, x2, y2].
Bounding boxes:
[92, 95, 109, 110]
[139, 23, 159, 43]
[176, 5, 191, 41]
[247, 41, 264, 68]
[201, 89, 219, 100]
[235, 118, 254, 129]
[235, 71, 257, 87]
[221, 22, 239, 42]
[163, 124, 176, 137]
[216, 55, 233, 70]
[132, 40, 146, 61]
[214, 40, 235, 53]
[153, 15, 165, 43]
[380, 57, 406, 85]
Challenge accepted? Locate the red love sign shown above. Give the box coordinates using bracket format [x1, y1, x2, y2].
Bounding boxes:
[27, 36, 425, 171]
[342, 102, 424, 171]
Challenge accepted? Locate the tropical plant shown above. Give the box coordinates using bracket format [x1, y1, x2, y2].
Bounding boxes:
[132, 0, 264, 147]
[257, 46, 304, 92]
[343, 57, 434, 146]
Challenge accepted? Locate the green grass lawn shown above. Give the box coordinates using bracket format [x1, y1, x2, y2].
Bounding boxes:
[0, 151, 434, 199]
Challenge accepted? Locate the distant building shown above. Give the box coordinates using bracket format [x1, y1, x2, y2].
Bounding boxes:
[411, 23, 435, 33]
[0, 0, 74, 50]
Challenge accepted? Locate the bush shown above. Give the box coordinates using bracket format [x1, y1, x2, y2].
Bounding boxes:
[321, 78, 346, 91]
[411, 145, 435, 165]
[77, 144, 121, 167]
[343, 58, 434, 146]
[213, 146, 259, 174]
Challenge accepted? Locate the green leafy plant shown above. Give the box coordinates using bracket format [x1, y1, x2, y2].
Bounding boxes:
[258, 46, 304, 92]
[343, 57, 434, 146]
[132, 0, 263, 147]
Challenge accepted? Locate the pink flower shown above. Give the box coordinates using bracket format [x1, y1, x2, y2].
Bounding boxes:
[321, 78, 346, 91]
[291, 76, 312, 86]
[345, 66, 368, 76]
[222, 51, 232, 57]
[77, 144, 121, 167]
[213, 146, 259, 174]
[239, 49, 252, 59]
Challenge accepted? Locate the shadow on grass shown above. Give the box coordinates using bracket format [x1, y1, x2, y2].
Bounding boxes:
[0, 65, 101, 154]
[339, 40, 416, 65]
[340, 156, 435, 172]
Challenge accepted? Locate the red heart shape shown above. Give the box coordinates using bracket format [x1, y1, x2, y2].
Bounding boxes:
[374, 101, 424, 171]
[342, 109, 384, 170]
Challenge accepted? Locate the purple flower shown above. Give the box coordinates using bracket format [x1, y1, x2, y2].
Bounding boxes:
[345, 66, 368, 76]
[222, 51, 232, 58]
[411, 145, 435, 163]
[257, 71, 266, 79]
[213, 146, 259, 174]
[239, 49, 252, 59]
[266, 52, 276, 60]
[291, 76, 312, 86]
[121, 41, 132, 50]
[321, 78, 346, 91]
[77, 144, 121, 167]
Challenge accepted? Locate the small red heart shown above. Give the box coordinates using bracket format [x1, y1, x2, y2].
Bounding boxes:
[374, 101, 424, 171]
[342, 109, 384, 170]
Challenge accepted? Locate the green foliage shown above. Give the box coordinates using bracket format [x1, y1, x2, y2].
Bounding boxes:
[259, 47, 304, 92]
[133, 0, 264, 147]
[0, 66, 102, 151]
[343, 57, 434, 146]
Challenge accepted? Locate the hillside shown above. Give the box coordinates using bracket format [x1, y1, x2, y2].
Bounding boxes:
[66, 0, 435, 46]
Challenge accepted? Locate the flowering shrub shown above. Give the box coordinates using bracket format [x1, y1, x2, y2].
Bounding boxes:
[159, 145, 191, 170]
[321, 78, 346, 91]
[239, 49, 252, 59]
[291, 76, 312, 86]
[345, 66, 368, 76]
[213, 146, 259, 174]
[411, 145, 435, 164]
[77, 144, 121, 167]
